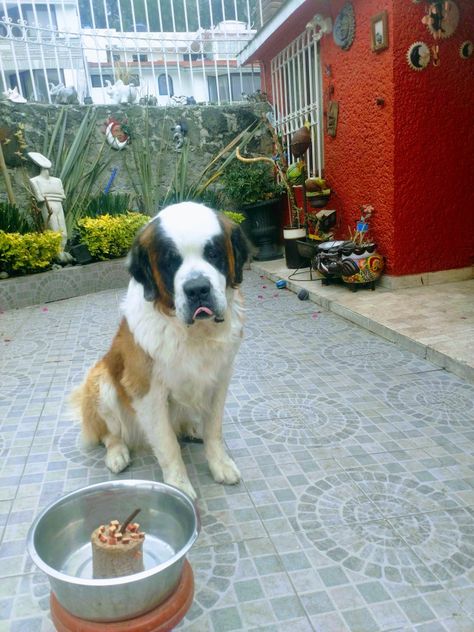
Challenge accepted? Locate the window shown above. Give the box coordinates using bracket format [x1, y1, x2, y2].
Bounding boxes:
[132, 54, 148, 62]
[158, 74, 173, 96]
[270, 27, 324, 176]
[208, 73, 260, 103]
[90, 74, 114, 88]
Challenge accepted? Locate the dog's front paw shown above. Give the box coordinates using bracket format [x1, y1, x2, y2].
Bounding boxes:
[165, 471, 197, 501]
[208, 455, 241, 485]
[105, 444, 131, 474]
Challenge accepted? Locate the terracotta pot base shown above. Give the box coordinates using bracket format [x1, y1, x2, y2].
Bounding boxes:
[50, 560, 194, 632]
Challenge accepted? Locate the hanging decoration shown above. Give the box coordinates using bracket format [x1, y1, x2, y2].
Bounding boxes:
[333, 3, 355, 51]
[406, 41, 431, 70]
[103, 116, 130, 150]
[421, 0, 459, 40]
[460, 41, 473, 59]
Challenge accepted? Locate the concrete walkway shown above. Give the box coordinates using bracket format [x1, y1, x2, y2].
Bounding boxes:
[1, 268, 474, 631]
[252, 259, 474, 384]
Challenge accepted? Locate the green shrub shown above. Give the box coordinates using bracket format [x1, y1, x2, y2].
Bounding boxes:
[0, 230, 61, 274]
[77, 212, 149, 260]
[0, 202, 34, 234]
[221, 160, 283, 207]
[221, 210, 246, 224]
[83, 192, 133, 218]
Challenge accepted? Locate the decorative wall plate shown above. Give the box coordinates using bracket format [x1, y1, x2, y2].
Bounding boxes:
[406, 41, 431, 70]
[460, 41, 473, 59]
[422, 0, 459, 40]
[333, 3, 355, 51]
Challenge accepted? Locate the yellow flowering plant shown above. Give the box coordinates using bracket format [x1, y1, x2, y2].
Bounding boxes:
[0, 230, 61, 274]
[77, 212, 149, 260]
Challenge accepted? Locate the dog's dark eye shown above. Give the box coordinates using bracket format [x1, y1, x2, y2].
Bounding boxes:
[207, 247, 218, 260]
[163, 250, 181, 267]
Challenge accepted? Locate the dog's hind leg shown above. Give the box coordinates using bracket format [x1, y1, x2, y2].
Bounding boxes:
[72, 366, 131, 474]
[98, 379, 131, 474]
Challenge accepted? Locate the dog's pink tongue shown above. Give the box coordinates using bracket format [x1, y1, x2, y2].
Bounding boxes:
[193, 306, 214, 320]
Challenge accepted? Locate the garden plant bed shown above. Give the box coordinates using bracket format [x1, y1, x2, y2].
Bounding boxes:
[0, 258, 129, 310]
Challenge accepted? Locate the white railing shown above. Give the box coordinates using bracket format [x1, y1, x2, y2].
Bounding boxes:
[270, 24, 324, 177]
[0, 0, 264, 105]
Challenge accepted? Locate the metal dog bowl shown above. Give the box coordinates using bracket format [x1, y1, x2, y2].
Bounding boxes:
[27, 480, 200, 622]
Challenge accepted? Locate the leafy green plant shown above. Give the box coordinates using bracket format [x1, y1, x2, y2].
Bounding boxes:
[126, 109, 167, 214]
[77, 212, 149, 260]
[221, 210, 245, 224]
[83, 192, 132, 218]
[0, 201, 34, 234]
[221, 160, 283, 207]
[161, 121, 263, 208]
[0, 230, 61, 274]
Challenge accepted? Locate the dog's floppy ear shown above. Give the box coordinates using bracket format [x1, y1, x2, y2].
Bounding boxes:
[230, 224, 250, 285]
[127, 237, 159, 302]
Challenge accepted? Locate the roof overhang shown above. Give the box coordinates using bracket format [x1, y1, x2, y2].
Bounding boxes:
[238, 0, 308, 65]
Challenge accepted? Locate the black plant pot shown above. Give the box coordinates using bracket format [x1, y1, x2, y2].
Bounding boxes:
[283, 227, 309, 269]
[68, 243, 93, 265]
[241, 198, 283, 261]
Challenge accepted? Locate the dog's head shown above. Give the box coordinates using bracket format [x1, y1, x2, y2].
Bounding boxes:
[128, 202, 249, 325]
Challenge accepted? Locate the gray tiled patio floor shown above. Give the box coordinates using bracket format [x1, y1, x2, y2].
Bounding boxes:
[1, 268, 474, 631]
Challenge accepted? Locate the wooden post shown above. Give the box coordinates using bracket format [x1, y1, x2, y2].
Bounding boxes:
[0, 142, 17, 206]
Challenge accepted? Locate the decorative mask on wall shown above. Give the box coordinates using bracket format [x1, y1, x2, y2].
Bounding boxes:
[333, 3, 355, 51]
[421, 0, 459, 40]
[406, 41, 431, 70]
[459, 41, 473, 59]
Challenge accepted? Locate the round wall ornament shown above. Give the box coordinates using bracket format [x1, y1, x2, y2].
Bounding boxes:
[333, 2, 355, 51]
[406, 41, 431, 70]
[460, 40, 473, 59]
[422, 0, 459, 40]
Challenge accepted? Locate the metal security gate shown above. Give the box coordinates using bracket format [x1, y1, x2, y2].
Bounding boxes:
[270, 24, 324, 177]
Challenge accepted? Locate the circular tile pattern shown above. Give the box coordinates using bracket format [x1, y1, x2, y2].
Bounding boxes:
[281, 313, 353, 336]
[257, 293, 315, 314]
[57, 425, 153, 470]
[320, 339, 412, 370]
[297, 472, 470, 585]
[181, 542, 238, 627]
[0, 371, 33, 398]
[2, 338, 46, 358]
[78, 331, 113, 353]
[385, 377, 474, 426]
[236, 394, 361, 446]
[233, 351, 299, 380]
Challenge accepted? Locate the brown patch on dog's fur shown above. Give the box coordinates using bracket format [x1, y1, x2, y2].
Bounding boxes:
[72, 318, 152, 445]
[217, 213, 237, 287]
[141, 223, 175, 314]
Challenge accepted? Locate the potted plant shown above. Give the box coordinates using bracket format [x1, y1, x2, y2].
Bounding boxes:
[221, 159, 284, 261]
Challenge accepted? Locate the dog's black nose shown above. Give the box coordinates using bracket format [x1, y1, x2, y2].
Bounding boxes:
[183, 276, 211, 301]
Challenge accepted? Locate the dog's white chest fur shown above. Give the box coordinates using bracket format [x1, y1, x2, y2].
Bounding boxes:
[123, 279, 243, 410]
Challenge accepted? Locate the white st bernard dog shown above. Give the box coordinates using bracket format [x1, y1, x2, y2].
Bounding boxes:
[72, 202, 249, 500]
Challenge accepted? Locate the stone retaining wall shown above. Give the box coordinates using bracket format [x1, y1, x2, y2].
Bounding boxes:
[0, 259, 129, 310]
[0, 101, 270, 211]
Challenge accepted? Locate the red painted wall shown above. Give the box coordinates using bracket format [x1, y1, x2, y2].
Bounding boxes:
[392, 0, 474, 274]
[254, 0, 474, 276]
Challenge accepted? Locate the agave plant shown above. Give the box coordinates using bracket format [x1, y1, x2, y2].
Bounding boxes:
[161, 119, 263, 208]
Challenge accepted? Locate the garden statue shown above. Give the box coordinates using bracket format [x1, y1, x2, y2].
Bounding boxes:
[28, 152, 73, 263]
[3, 87, 27, 103]
[49, 82, 79, 105]
[105, 79, 137, 105]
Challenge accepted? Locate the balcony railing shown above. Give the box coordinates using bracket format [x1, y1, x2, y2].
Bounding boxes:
[0, 0, 266, 104]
